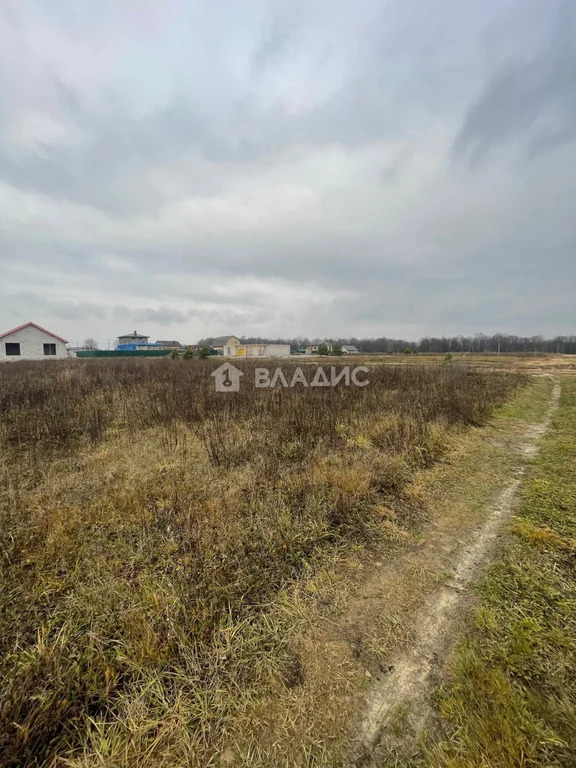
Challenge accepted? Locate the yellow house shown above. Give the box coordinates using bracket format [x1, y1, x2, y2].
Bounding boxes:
[211, 336, 242, 355]
[210, 337, 291, 357]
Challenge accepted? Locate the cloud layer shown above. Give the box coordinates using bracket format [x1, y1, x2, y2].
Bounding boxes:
[1, 0, 574, 345]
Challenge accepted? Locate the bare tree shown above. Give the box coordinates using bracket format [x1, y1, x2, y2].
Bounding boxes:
[83, 338, 99, 350]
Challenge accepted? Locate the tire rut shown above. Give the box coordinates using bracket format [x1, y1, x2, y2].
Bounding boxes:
[352, 382, 561, 765]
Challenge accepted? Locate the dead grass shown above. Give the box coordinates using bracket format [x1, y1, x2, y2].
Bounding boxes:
[0, 359, 522, 767]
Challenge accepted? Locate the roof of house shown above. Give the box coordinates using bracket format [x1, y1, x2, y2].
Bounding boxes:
[342, 344, 359, 351]
[157, 340, 183, 347]
[0, 321, 69, 344]
[211, 335, 240, 346]
[119, 331, 149, 338]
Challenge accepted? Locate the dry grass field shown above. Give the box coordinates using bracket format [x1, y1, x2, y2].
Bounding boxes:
[345, 352, 576, 375]
[0, 358, 523, 767]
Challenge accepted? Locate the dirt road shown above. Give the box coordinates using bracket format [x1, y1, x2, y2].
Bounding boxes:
[353, 382, 561, 765]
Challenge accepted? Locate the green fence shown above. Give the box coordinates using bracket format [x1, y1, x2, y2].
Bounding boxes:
[76, 350, 172, 358]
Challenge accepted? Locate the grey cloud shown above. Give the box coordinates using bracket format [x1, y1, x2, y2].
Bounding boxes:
[251, 1, 298, 72]
[112, 306, 132, 323]
[192, 306, 272, 328]
[110, 304, 272, 334]
[0, 0, 575, 341]
[0, 80, 399, 215]
[130, 307, 190, 325]
[453, 1, 576, 164]
[0, 3, 405, 215]
[0, 293, 106, 323]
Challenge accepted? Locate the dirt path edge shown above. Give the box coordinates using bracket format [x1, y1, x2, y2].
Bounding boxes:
[352, 382, 561, 764]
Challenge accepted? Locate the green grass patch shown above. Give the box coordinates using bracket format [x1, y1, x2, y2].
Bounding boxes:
[418, 379, 576, 767]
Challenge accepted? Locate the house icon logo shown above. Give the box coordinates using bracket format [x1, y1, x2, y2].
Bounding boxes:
[211, 362, 244, 392]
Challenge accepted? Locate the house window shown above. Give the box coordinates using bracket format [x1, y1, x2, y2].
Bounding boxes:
[5, 342, 20, 356]
[43, 343, 57, 356]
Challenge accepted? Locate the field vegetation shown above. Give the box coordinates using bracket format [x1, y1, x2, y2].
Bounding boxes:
[416, 379, 576, 768]
[0, 359, 522, 767]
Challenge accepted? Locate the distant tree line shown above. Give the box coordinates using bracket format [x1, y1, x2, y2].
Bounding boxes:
[198, 334, 576, 355]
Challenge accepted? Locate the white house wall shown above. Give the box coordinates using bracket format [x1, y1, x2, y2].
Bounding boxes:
[0, 326, 68, 361]
[264, 344, 291, 357]
[246, 344, 266, 357]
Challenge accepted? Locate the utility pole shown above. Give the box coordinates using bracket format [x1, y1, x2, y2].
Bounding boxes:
[497, 341, 500, 357]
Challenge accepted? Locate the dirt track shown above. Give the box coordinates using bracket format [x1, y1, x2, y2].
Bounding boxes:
[351, 382, 561, 765]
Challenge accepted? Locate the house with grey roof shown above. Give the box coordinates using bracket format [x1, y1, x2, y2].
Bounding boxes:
[116, 330, 149, 347]
[210, 336, 241, 355]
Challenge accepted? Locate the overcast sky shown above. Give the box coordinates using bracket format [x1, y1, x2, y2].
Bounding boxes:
[1, 0, 575, 345]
